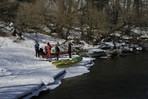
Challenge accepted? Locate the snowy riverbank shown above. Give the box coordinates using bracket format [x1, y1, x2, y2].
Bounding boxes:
[0, 34, 94, 99]
[0, 29, 147, 99]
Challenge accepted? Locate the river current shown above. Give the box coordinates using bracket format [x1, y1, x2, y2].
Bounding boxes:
[32, 51, 148, 99]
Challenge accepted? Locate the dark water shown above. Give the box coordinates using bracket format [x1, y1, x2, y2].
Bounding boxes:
[32, 51, 148, 99]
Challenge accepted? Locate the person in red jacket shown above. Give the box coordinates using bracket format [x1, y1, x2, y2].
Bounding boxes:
[45, 42, 52, 58]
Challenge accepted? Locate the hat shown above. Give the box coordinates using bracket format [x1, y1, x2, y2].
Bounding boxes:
[47, 42, 50, 45]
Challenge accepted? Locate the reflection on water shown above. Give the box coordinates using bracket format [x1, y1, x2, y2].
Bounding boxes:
[32, 51, 148, 99]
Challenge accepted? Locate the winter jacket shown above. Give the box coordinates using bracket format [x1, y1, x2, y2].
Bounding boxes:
[34, 43, 39, 51]
[55, 46, 60, 53]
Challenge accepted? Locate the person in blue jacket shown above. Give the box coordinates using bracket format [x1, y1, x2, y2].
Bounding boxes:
[34, 41, 39, 57]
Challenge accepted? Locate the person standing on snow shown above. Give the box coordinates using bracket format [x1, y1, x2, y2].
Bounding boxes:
[34, 41, 40, 57]
[45, 42, 52, 58]
[68, 43, 72, 58]
[55, 43, 60, 60]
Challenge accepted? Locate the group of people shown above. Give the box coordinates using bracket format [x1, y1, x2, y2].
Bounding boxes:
[34, 41, 60, 60]
[34, 41, 72, 60]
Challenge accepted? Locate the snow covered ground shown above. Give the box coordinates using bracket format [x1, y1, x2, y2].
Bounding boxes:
[0, 33, 94, 99]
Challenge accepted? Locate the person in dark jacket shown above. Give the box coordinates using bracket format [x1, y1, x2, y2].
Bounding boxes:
[34, 41, 39, 57]
[38, 48, 46, 58]
[68, 43, 72, 58]
[55, 43, 60, 60]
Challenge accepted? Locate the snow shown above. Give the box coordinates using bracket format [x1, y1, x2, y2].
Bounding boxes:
[0, 27, 146, 99]
[0, 33, 94, 99]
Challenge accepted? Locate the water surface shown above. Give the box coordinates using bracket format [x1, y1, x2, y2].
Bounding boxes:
[32, 51, 148, 99]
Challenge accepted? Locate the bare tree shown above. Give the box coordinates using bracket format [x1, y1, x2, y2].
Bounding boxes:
[50, 0, 79, 40]
[14, 0, 47, 39]
[15, 0, 46, 29]
[0, 0, 18, 22]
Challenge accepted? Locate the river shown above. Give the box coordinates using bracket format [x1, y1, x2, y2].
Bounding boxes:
[32, 51, 148, 99]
